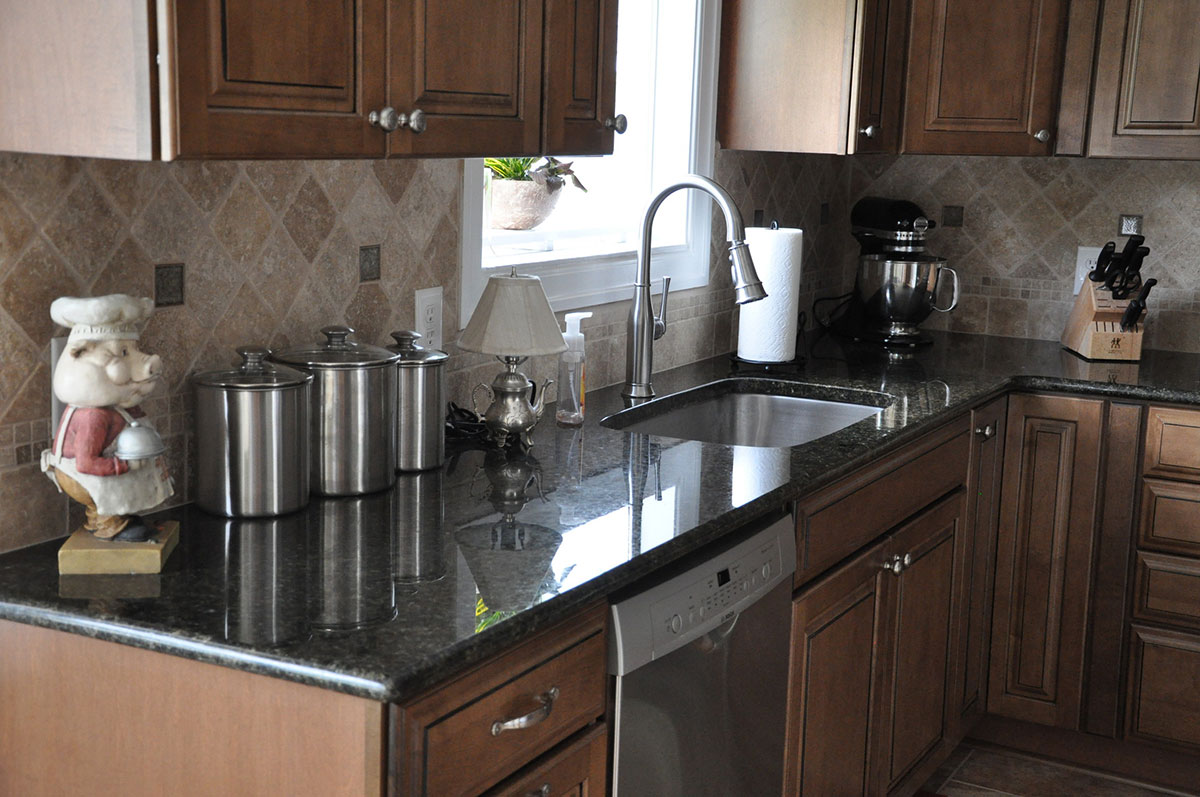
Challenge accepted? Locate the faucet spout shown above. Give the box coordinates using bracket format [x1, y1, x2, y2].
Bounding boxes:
[623, 174, 766, 403]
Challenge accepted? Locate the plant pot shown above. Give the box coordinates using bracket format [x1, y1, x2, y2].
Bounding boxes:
[490, 179, 562, 231]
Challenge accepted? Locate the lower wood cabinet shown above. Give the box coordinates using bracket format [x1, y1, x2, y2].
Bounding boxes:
[988, 393, 1103, 729]
[1126, 625, 1200, 753]
[786, 490, 968, 796]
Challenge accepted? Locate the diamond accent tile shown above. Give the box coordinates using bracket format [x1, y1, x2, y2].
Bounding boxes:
[43, 174, 124, 283]
[283, 176, 336, 261]
[212, 176, 273, 264]
[2, 237, 83, 345]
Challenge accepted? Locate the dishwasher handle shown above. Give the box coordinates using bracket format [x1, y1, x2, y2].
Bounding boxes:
[491, 687, 559, 736]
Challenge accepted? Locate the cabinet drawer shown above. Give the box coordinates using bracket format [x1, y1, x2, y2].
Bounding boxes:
[488, 723, 607, 796]
[1139, 479, 1200, 557]
[796, 418, 970, 584]
[395, 608, 606, 796]
[1144, 407, 1200, 482]
[1134, 552, 1200, 631]
[1127, 625, 1200, 753]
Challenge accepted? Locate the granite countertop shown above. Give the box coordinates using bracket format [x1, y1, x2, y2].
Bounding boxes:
[2, 330, 1200, 703]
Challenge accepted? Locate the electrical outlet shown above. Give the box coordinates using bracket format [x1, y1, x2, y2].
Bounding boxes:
[415, 287, 443, 350]
[1074, 245, 1103, 295]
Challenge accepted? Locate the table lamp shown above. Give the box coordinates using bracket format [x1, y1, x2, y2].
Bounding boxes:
[459, 272, 567, 449]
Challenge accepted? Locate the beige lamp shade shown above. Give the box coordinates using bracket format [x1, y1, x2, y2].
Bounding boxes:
[458, 274, 567, 356]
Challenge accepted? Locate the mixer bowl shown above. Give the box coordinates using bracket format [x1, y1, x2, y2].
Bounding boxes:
[856, 254, 959, 337]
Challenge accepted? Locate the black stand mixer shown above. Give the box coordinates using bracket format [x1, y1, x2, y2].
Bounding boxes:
[820, 197, 959, 346]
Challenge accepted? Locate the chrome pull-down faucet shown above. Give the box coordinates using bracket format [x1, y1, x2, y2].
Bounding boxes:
[622, 174, 767, 403]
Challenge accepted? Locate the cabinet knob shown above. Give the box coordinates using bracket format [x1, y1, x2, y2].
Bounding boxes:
[975, 424, 995, 439]
[1033, 128, 1051, 143]
[859, 124, 879, 139]
[604, 114, 628, 134]
[368, 107, 427, 134]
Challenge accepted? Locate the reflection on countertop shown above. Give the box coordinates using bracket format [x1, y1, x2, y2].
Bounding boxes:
[4, 330, 1200, 702]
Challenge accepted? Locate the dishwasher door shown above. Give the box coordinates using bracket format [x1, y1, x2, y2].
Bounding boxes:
[609, 516, 795, 797]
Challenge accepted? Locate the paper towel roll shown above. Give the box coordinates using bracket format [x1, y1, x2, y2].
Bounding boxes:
[737, 226, 804, 362]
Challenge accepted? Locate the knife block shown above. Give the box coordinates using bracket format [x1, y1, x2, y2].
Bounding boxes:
[1060, 282, 1144, 361]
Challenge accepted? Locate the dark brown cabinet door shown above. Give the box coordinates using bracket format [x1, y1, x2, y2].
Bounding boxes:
[955, 398, 1007, 735]
[1126, 625, 1200, 753]
[174, 0, 388, 158]
[874, 492, 967, 793]
[1089, 0, 1200, 158]
[853, 0, 909, 154]
[988, 394, 1103, 729]
[786, 538, 890, 796]
[902, 0, 1069, 154]
[543, 0, 618, 155]
[387, 0, 543, 157]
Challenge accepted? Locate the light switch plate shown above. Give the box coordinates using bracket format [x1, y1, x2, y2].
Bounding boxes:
[1074, 246, 1103, 295]
[415, 287, 443, 350]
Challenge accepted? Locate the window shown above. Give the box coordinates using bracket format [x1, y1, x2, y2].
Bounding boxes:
[460, 0, 722, 323]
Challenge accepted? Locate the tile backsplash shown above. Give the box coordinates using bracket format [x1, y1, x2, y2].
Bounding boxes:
[0, 149, 837, 552]
[1, 147, 1198, 552]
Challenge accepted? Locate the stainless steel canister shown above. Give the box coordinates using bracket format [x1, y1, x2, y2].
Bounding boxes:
[271, 326, 400, 496]
[194, 346, 312, 517]
[386, 330, 447, 471]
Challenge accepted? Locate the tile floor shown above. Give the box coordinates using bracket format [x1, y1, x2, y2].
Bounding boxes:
[921, 743, 1197, 796]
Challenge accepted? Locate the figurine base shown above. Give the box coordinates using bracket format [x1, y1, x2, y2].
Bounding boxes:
[57, 520, 179, 575]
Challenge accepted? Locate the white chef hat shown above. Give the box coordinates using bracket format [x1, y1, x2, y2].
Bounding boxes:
[50, 294, 154, 345]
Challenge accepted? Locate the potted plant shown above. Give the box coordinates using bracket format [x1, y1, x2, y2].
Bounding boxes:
[485, 156, 587, 231]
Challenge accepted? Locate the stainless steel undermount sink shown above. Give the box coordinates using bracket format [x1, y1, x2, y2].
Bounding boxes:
[601, 378, 888, 448]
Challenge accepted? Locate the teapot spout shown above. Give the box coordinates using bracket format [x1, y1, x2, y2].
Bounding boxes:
[532, 379, 555, 420]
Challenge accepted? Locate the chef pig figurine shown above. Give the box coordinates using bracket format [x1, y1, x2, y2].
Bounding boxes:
[40, 295, 174, 542]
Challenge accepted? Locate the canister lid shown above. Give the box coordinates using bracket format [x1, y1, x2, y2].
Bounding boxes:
[193, 346, 314, 389]
[271, 325, 402, 369]
[386, 330, 448, 366]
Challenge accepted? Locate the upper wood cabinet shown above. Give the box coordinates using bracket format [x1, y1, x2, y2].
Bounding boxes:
[902, 0, 1070, 154]
[988, 394, 1103, 730]
[0, 0, 618, 160]
[1086, 0, 1200, 158]
[174, 0, 389, 158]
[718, 0, 909, 155]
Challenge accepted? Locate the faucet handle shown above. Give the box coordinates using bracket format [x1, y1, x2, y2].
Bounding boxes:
[653, 276, 671, 340]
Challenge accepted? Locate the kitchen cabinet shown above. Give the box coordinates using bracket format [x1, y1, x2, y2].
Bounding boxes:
[987, 394, 1103, 729]
[902, 0, 1069, 155]
[1125, 405, 1200, 754]
[1085, 0, 1200, 159]
[0, 0, 619, 160]
[717, 0, 909, 154]
[391, 604, 607, 796]
[786, 491, 967, 796]
[0, 619, 387, 796]
[954, 397, 1006, 736]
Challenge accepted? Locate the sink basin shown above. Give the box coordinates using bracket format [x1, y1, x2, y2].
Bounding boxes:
[601, 378, 888, 448]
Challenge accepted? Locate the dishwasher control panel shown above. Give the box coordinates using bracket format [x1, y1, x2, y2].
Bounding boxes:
[609, 516, 796, 675]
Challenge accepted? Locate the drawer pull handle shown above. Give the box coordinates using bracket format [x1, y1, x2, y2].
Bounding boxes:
[526, 785, 551, 797]
[491, 687, 560, 736]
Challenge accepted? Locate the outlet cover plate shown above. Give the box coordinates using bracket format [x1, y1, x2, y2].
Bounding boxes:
[415, 287, 443, 350]
[1074, 246, 1103, 295]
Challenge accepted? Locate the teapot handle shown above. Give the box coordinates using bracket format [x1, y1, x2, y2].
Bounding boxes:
[932, 266, 959, 312]
[471, 383, 494, 419]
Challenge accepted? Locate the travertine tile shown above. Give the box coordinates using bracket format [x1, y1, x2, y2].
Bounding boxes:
[173, 160, 239, 215]
[283, 176, 336, 261]
[2, 237, 82, 345]
[212, 176, 273, 264]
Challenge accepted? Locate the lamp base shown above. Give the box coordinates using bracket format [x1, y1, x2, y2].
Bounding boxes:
[471, 357, 554, 451]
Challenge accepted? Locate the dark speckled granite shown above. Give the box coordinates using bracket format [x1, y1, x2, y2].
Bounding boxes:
[2, 330, 1200, 702]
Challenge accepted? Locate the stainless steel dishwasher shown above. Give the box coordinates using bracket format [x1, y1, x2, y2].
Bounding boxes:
[609, 514, 796, 796]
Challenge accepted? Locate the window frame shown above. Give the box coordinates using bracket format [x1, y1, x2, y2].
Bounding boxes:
[459, 0, 723, 326]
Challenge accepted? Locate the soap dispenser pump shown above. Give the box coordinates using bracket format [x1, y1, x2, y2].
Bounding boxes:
[556, 312, 592, 425]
